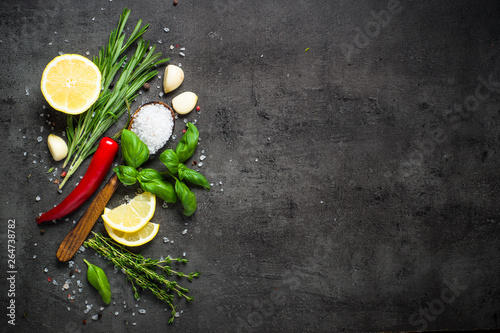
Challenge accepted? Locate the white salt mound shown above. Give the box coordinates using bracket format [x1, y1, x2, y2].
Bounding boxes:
[131, 103, 174, 154]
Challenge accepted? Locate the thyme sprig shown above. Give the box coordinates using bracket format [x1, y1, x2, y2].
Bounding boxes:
[60, 8, 169, 189]
[84, 232, 200, 323]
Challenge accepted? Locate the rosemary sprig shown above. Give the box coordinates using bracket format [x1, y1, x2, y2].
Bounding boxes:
[60, 8, 169, 189]
[84, 232, 200, 323]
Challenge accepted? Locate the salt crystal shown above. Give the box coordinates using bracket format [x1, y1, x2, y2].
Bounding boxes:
[170, 45, 174, 50]
[182, 229, 188, 235]
[23, 152, 27, 157]
[163, 237, 169, 243]
[100, 306, 105, 311]
[52, 279, 59, 286]
[164, 28, 170, 32]
[84, 309, 89, 314]
[68, 260, 74, 268]
[199, 155, 206, 161]
[64, 39, 69, 43]
[175, 312, 180, 317]
[180, 47, 186, 51]
[158, 39, 162, 44]
[63, 283, 69, 289]
[48, 42, 52, 46]
[33, 255, 36, 259]
[255, 158, 259, 162]
[138, 309, 146, 314]
[40, 126, 44, 133]
[159, 92, 164, 97]
[79, 246, 85, 252]
[179, 52, 185, 57]
[86, 51, 90, 55]
[67, 307, 71, 311]
[183, 252, 186, 257]
[35, 196, 41, 201]
[78, 288, 83, 292]
[92, 17, 95, 21]
[58, 51, 64, 56]
[92, 314, 99, 320]
[37, 136, 43, 143]
[44, 267, 48, 273]
[198, 162, 203, 167]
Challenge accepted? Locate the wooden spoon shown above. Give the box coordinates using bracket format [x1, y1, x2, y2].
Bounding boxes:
[56, 101, 175, 262]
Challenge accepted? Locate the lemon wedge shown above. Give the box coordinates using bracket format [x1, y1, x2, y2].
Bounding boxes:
[102, 192, 156, 233]
[40, 54, 101, 115]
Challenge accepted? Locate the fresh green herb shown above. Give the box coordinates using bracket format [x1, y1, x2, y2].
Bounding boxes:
[174, 179, 197, 216]
[114, 165, 139, 186]
[83, 259, 111, 305]
[140, 178, 177, 203]
[159, 149, 179, 174]
[121, 129, 150, 168]
[114, 123, 209, 216]
[177, 164, 210, 191]
[84, 233, 200, 324]
[59, 8, 168, 189]
[46, 167, 54, 174]
[175, 122, 199, 163]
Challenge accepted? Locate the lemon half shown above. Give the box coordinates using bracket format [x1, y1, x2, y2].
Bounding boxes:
[41, 54, 101, 115]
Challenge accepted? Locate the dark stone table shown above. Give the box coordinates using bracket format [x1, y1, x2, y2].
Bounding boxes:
[1, 1, 499, 332]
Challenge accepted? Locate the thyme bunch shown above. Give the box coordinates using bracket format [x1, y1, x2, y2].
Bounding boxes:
[60, 8, 169, 189]
[84, 232, 200, 323]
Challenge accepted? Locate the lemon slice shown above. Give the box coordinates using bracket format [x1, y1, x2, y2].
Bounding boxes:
[41, 54, 101, 115]
[104, 220, 160, 247]
[102, 192, 156, 233]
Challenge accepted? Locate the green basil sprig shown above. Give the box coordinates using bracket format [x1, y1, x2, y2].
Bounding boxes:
[175, 122, 199, 163]
[121, 129, 149, 168]
[84, 259, 111, 305]
[114, 123, 209, 216]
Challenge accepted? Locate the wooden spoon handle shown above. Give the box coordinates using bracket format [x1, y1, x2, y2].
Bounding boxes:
[56, 174, 120, 262]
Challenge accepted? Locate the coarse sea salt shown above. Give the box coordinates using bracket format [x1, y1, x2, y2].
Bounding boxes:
[131, 103, 174, 154]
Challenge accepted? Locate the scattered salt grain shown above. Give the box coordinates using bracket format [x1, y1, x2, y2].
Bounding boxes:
[35, 196, 41, 201]
[114, 311, 119, 316]
[179, 52, 185, 57]
[198, 162, 203, 167]
[33, 255, 36, 259]
[164, 27, 170, 33]
[52, 279, 59, 286]
[44, 267, 48, 273]
[180, 47, 186, 51]
[92, 314, 99, 320]
[67, 307, 71, 311]
[163, 237, 169, 243]
[138, 309, 146, 314]
[63, 283, 69, 290]
[170, 45, 174, 50]
[182, 229, 188, 235]
[199, 155, 206, 161]
[131, 103, 174, 154]
[37, 136, 43, 143]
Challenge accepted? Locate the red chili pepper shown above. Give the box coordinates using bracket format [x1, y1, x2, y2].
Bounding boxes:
[36, 137, 119, 224]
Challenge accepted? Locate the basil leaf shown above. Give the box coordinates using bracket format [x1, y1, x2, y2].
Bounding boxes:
[177, 164, 210, 191]
[140, 179, 177, 203]
[137, 168, 163, 183]
[121, 129, 149, 168]
[84, 259, 111, 305]
[175, 123, 199, 163]
[113, 165, 139, 186]
[159, 149, 180, 174]
[175, 179, 197, 216]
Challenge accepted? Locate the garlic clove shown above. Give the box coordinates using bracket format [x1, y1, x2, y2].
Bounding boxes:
[47, 134, 68, 161]
[163, 65, 184, 93]
[172, 92, 198, 115]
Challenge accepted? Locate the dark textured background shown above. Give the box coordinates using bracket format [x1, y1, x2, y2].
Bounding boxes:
[1, 1, 499, 332]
